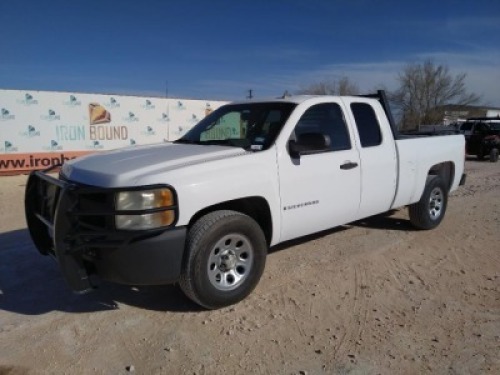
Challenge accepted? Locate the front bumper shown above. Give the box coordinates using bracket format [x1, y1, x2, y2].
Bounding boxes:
[25, 170, 186, 293]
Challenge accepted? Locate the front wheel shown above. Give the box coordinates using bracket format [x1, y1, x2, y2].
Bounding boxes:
[409, 176, 448, 230]
[180, 210, 267, 309]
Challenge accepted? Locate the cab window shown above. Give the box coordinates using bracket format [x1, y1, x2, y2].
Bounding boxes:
[460, 122, 473, 131]
[294, 103, 351, 151]
[473, 123, 488, 134]
[351, 103, 382, 147]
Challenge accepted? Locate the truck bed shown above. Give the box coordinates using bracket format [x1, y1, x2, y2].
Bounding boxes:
[392, 134, 465, 209]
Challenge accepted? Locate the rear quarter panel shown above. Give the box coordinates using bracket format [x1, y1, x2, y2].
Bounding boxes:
[392, 134, 465, 208]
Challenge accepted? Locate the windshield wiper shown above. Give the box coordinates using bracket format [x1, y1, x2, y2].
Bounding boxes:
[175, 138, 252, 150]
[203, 139, 252, 149]
[174, 139, 201, 145]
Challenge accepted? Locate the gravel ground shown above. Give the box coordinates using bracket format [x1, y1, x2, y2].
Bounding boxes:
[0, 159, 499, 374]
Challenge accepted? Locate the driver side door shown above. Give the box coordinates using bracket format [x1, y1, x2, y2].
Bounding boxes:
[277, 101, 361, 242]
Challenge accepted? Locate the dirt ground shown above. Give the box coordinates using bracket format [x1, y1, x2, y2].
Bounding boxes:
[0, 159, 499, 374]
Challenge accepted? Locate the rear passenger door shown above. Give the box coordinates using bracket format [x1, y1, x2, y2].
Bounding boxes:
[277, 100, 361, 242]
[343, 99, 398, 219]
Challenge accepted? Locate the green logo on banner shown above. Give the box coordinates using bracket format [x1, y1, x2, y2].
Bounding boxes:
[17, 93, 39, 105]
[1, 108, 15, 120]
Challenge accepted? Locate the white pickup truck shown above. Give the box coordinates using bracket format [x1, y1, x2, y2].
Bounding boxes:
[25, 91, 466, 309]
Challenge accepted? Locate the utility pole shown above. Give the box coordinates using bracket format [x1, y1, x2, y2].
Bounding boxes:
[247, 89, 253, 99]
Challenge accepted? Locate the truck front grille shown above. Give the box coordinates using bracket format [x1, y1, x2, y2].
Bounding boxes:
[77, 192, 112, 230]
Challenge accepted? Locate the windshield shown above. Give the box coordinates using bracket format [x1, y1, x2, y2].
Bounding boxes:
[176, 102, 297, 151]
[460, 122, 473, 131]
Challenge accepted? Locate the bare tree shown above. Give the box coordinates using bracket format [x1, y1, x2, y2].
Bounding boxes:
[391, 60, 480, 129]
[297, 76, 359, 96]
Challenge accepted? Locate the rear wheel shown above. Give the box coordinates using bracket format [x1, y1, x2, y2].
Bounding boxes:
[409, 176, 448, 230]
[180, 210, 267, 309]
[489, 148, 499, 163]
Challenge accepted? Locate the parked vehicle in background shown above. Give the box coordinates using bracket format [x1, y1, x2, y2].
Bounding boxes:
[459, 117, 500, 162]
[25, 91, 466, 309]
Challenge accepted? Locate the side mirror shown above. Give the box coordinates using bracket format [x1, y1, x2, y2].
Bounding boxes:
[288, 132, 331, 158]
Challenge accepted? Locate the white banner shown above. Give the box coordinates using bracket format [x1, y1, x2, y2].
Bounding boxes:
[0, 89, 227, 173]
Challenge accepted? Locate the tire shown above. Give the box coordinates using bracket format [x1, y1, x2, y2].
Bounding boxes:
[409, 176, 448, 230]
[489, 148, 499, 163]
[179, 210, 267, 309]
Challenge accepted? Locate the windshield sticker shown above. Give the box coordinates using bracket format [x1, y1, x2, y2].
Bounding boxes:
[251, 144, 263, 151]
[254, 137, 265, 143]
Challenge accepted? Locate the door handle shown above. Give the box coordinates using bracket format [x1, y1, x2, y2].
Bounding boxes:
[340, 161, 358, 170]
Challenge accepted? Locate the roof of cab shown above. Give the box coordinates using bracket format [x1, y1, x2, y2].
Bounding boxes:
[229, 95, 343, 105]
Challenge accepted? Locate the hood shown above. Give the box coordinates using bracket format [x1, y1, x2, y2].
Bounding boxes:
[62, 143, 247, 187]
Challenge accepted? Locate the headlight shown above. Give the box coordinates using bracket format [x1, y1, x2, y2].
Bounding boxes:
[115, 188, 175, 230]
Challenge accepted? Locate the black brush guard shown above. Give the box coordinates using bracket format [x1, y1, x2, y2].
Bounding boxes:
[25, 170, 95, 292]
[24, 169, 181, 293]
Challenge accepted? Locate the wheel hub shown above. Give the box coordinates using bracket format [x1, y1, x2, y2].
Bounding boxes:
[219, 251, 237, 271]
[429, 187, 443, 219]
[207, 233, 254, 291]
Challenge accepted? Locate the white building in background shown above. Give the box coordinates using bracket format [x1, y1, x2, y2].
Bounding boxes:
[486, 109, 500, 118]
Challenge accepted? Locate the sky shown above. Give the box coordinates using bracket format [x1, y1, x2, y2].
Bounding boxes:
[1, 0, 499, 105]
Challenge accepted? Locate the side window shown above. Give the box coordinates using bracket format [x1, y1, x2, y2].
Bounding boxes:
[294, 103, 351, 151]
[473, 123, 488, 134]
[351, 103, 382, 147]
